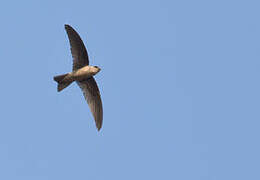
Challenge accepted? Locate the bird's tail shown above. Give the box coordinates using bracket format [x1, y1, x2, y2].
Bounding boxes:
[53, 73, 73, 92]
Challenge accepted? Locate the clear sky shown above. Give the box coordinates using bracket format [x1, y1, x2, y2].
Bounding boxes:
[0, 0, 259, 179]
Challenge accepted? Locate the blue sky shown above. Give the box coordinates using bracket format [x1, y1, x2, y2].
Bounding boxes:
[0, 0, 259, 179]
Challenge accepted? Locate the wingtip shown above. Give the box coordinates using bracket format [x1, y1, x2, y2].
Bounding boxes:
[64, 24, 71, 29]
[97, 125, 102, 131]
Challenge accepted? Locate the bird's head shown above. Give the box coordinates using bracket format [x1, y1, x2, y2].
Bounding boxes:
[90, 66, 101, 75]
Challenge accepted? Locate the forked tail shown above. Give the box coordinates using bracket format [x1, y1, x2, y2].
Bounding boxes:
[53, 73, 73, 92]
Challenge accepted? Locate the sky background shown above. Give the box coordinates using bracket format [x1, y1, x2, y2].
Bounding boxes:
[0, 0, 259, 179]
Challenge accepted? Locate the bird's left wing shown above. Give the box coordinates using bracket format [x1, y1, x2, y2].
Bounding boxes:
[77, 77, 103, 131]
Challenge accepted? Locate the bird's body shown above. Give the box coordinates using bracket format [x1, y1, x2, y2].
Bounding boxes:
[72, 65, 100, 81]
[53, 24, 103, 131]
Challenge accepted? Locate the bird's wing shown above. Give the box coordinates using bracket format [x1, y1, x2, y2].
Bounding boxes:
[77, 77, 103, 131]
[65, 24, 89, 70]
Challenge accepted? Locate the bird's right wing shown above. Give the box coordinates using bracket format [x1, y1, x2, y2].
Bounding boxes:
[77, 77, 103, 131]
[65, 24, 89, 70]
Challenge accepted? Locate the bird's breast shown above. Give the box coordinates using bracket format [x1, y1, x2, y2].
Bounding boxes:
[72, 66, 93, 81]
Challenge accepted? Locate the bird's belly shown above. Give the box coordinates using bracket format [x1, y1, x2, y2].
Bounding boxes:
[72, 69, 93, 81]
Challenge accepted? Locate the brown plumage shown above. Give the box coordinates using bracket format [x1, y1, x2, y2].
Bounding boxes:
[53, 24, 103, 131]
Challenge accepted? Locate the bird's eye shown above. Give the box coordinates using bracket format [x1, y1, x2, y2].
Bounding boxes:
[94, 66, 98, 68]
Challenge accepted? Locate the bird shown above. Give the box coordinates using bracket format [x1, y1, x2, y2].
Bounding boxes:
[53, 24, 103, 131]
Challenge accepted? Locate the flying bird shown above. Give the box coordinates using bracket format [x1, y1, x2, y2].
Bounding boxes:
[54, 24, 103, 131]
